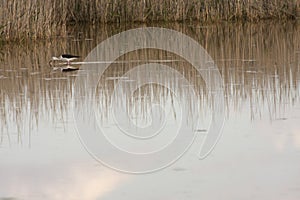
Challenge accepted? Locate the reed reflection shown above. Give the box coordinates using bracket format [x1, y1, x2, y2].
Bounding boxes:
[92, 49, 208, 127]
[0, 22, 299, 146]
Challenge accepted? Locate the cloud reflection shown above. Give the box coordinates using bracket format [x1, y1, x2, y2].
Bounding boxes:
[0, 163, 126, 200]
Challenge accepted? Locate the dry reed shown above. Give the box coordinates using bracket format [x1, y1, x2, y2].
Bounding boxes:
[0, 0, 300, 41]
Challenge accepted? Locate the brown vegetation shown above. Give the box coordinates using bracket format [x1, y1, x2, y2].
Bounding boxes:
[0, 0, 300, 40]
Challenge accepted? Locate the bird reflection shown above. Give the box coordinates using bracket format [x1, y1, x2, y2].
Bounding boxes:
[52, 65, 79, 72]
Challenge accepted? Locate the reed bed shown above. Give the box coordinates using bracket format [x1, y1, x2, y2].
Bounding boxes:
[1, 0, 300, 41]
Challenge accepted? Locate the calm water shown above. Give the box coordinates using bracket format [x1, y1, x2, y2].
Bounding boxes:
[1, 22, 300, 199]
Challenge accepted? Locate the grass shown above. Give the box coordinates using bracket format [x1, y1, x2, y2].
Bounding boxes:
[0, 0, 300, 40]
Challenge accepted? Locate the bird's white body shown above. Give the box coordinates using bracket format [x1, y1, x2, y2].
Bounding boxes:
[51, 54, 80, 65]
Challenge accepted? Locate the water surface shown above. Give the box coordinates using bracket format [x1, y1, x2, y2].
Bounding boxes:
[0, 22, 300, 199]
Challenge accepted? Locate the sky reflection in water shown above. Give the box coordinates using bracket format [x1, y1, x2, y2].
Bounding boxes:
[0, 22, 300, 199]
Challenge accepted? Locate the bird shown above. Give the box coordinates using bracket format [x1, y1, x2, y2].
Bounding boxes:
[51, 54, 80, 65]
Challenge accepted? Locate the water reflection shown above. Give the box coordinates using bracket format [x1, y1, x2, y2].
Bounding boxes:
[1, 22, 299, 145]
[1, 163, 126, 200]
[0, 22, 300, 199]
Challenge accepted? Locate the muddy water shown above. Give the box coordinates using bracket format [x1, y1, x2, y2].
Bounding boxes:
[0, 22, 300, 199]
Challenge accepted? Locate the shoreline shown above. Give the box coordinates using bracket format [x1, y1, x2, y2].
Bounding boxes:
[1, 19, 300, 44]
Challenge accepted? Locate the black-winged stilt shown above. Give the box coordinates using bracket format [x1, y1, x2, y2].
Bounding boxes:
[51, 54, 80, 65]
